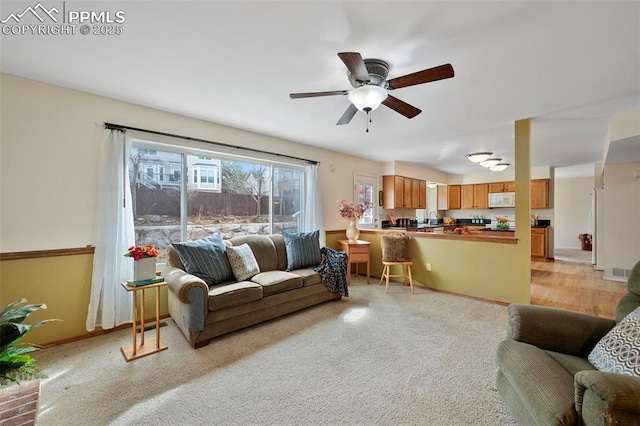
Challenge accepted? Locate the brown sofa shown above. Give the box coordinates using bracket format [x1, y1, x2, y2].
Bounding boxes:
[164, 234, 342, 348]
[496, 260, 640, 425]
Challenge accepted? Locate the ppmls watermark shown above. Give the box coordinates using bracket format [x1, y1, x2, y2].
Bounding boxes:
[1, 2, 126, 36]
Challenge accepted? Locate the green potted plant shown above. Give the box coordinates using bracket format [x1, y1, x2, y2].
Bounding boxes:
[0, 299, 57, 423]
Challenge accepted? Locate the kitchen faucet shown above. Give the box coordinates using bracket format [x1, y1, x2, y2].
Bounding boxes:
[428, 211, 437, 225]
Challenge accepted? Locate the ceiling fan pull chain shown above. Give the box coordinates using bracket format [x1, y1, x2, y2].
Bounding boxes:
[366, 110, 370, 133]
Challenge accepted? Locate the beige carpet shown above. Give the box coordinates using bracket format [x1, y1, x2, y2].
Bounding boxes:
[34, 278, 516, 425]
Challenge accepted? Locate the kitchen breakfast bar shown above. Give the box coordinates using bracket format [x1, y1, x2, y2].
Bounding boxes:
[326, 226, 533, 305]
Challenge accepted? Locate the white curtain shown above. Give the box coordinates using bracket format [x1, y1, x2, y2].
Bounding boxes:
[86, 129, 135, 331]
[304, 163, 325, 246]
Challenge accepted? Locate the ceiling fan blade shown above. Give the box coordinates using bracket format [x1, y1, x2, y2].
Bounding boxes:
[338, 52, 370, 83]
[290, 90, 348, 99]
[386, 64, 454, 90]
[382, 95, 422, 119]
[336, 104, 358, 125]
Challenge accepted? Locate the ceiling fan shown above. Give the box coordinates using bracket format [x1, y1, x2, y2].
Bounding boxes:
[290, 52, 454, 130]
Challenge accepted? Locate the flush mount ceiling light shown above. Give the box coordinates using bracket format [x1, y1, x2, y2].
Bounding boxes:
[427, 182, 438, 189]
[479, 158, 502, 168]
[465, 152, 493, 163]
[347, 85, 388, 112]
[490, 163, 510, 172]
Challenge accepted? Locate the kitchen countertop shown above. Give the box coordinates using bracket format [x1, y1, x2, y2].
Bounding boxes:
[357, 228, 517, 245]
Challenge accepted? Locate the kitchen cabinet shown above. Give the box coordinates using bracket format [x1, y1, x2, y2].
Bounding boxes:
[461, 185, 474, 210]
[475, 184, 489, 209]
[437, 184, 461, 210]
[531, 179, 549, 209]
[531, 227, 548, 258]
[418, 180, 427, 209]
[382, 175, 426, 209]
[488, 181, 515, 193]
[461, 184, 489, 209]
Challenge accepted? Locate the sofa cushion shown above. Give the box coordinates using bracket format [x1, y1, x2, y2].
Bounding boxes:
[171, 234, 234, 285]
[496, 339, 578, 425]
[282, 230, 321, 271]
[229, 235, 278, 272]
[290, 268, 322, 287]
[588, 306, 640, 377]
[226, 244, 261, 281]
[251, 270, 303, 296]
[208, 281, 263, 312]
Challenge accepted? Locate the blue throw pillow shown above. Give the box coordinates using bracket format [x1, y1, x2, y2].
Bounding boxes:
[282, 230, 321, 271]
[172, 233, 234, 285]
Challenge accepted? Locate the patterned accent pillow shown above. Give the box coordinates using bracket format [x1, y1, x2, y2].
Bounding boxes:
[282, 230, 321, 271]
[381, 234, 411, 262]
[226, 243, 261, 281]
[172, 233, 234, 285]
[588, 306, 640, 377]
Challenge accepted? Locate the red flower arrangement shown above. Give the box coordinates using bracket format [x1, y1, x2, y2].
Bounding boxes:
[124, 244, 159, 261]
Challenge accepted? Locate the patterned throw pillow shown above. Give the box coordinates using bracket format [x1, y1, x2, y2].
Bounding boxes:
[226, 243, 261, 281]
[172, 233, 234, 285]
[588, 306, 640, 377]
[282, 230, 321, 271]
[381, 234, 411, 262]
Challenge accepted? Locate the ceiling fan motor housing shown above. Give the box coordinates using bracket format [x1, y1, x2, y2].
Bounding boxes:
[348, 58, 390, 88]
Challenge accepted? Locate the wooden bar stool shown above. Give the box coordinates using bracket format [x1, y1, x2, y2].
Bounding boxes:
[379, 231, 414, 294]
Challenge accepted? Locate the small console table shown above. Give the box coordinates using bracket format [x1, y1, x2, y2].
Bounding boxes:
[338, 240, 371, 285]
[120, 280, 168, 361]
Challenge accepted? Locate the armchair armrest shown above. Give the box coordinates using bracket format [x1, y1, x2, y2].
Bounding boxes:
[163, 265, 208, 332]
[575, 370, 640, 425]
[507, 304, 615, 357]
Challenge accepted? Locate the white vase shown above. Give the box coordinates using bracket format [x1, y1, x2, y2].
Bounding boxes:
[134, 257, 156, 281]
[346, 217, 360, 241]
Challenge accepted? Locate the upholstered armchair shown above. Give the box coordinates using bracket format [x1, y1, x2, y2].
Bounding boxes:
[496, 260, 640, 425]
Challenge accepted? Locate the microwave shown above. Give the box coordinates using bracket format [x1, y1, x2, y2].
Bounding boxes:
[488, 192, 516, 208]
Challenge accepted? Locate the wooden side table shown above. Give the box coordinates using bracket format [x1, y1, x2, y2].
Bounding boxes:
[120, 280, 168, 361]
[338, 240, 371, 285]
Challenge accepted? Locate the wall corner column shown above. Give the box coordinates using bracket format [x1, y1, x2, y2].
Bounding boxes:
[515, 118, 532, 302]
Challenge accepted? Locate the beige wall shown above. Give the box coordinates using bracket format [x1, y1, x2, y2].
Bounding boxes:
[554, 177, 593, 248]
[0, 72, 381, 253]
[602, 161, 640, 279]
[0, 73, 531, 345]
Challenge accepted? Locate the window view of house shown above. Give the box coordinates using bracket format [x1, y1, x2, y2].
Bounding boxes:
[129, 145, 304, 261]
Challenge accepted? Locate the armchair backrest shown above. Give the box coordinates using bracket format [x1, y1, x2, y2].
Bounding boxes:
[615, 259, 640, 322]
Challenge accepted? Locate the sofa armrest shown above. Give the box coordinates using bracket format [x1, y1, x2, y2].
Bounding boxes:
[575, 370, 640, 425]
[507, 304, 615, 357]
[163, 265, 208, 332]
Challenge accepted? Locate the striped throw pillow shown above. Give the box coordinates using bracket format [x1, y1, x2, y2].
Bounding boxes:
[172, 233, 234, 285]
[283, 230, 321, 271]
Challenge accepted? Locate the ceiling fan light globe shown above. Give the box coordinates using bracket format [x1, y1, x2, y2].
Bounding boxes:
[465, 152, 493, 163]
[479, 158, 502, 168]
[348, 85, 388, 112]
[490, 163, 510, 172]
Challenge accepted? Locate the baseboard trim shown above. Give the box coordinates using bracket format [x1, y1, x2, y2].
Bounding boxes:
[40, 315, 172, 349]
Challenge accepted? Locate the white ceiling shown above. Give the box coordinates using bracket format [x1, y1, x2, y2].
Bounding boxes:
[1, 1, 639, 176]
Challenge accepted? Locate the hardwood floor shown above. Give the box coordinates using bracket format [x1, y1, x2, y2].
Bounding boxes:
[531, 259, 627, 319]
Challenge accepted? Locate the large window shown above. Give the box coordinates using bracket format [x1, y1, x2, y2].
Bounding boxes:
[129, 143, 305, 261]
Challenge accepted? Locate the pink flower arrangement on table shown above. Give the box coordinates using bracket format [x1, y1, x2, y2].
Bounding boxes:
[124, 244, 159, 261]
[337, 199, 371, 220]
